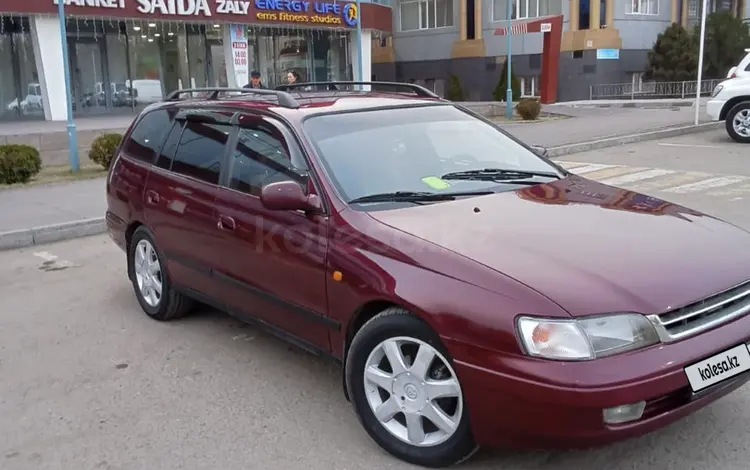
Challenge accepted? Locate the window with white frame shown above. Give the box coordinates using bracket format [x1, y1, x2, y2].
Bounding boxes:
[626, 0, 658, 15]
[520, 76, 540, 97]
[400, 0, 454, 31]
[492, 0, 562, 22]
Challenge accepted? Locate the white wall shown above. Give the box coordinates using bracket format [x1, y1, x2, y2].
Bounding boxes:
[31, 16, 68, 121]
[350, 29, 372, 82]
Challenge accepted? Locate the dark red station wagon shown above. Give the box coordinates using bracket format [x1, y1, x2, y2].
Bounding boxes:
[106, 82, 750, 467]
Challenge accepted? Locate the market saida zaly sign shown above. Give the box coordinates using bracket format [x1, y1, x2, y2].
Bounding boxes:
[52, 0, 360, 27]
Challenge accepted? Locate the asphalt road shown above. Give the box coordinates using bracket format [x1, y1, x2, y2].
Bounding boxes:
[2, 130, 750, 470]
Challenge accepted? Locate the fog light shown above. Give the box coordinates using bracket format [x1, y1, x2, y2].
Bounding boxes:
[603, 401, 646, 424]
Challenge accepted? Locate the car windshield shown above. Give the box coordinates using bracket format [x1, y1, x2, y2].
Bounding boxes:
[303, 105, 560, 206]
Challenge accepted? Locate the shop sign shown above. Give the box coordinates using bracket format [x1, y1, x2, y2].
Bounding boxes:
[230, 24, 249, 88]
[254, 0, 359, 27]
[50, 0, 361, 26]
[53, 0, 126, 8]
[53, 0, 252, 16]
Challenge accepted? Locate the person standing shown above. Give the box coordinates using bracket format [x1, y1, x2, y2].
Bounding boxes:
[286, 70, 301, 84]
[244, 71, 266, 89]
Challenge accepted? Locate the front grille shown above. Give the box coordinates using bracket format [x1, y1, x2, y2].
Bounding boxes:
[648, 280, 750, 342]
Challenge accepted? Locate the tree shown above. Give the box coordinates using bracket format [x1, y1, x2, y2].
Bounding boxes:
[494, 58, 522, 102]
[445, 75, 465, 101]
[645, 23, 698, 81]
[698, 12, 750, 79]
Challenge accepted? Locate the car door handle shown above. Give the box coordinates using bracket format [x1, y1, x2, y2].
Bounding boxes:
[217, 215, 236, 232]
[145, 190, 160, 205]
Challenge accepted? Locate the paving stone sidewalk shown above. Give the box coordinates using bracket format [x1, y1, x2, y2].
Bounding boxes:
[0, 105, 718, 237]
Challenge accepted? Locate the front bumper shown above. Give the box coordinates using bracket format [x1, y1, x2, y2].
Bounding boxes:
[447, 312, 750, 450]
[706, 99, 725, 121]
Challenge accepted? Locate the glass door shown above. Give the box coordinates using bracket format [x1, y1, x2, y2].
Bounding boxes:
[275, 33, 311, 84]
[68, 37, 108, 115]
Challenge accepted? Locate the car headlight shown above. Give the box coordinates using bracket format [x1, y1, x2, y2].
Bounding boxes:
[516, 314, 660, 361]
[712, 85, 723, 98]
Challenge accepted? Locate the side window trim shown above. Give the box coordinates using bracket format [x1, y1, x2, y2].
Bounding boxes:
[219, 125, 240, 188]
[152, 119, 184, 167]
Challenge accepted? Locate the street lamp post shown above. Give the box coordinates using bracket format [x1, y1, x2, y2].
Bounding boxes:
[694, 0, 708, 126]
[57, 0, 79, 172]
[505, 1, 513, 119]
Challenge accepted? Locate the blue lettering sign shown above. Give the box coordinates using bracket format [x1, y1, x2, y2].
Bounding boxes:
[255, 0, 350, 14]
[255, 0, 312, 12]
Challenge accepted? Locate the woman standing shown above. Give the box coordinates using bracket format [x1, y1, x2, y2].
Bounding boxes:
[286, 70, 301, 84]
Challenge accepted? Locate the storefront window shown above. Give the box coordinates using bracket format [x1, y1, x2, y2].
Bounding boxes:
[6, 18, 354, 120]
[0, 16, 44, 122]
[252, 29, 351, 88]
[206, 26, 228, 87]
[127, 30, 164, 111]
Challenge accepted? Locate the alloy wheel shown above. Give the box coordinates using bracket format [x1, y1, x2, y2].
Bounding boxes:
[363, 336, 463, 448]
[732, 109, 750, 138]
[134, 239, 163, 307]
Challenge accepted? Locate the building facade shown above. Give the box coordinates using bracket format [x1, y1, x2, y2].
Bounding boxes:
[371, 0, 749, 101]
[0, 0, 393, 122]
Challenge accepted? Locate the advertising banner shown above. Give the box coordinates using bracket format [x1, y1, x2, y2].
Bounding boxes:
[229, 24, 248, 88]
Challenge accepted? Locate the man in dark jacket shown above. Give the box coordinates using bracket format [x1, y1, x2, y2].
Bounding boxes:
[244, 71, 266, 89]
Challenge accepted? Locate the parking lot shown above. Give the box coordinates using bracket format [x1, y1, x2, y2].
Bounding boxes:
[2, 127, 750, 470]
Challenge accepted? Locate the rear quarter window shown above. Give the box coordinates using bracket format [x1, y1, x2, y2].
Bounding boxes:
[122, 109, 173, 164]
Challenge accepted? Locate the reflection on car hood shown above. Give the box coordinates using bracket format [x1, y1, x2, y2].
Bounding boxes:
[368, 176, 750, 316]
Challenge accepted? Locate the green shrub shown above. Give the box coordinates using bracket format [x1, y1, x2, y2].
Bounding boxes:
[516, 98, 541, 120]
[0, 144, 42, 184]
[494, 58, 522, 102]
[445, 74, 465, 101]
[89, 133, 123, 169]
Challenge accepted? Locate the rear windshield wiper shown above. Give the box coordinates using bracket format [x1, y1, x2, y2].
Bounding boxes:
[348, 190, 494, 204]
[441, 168, 561, 181]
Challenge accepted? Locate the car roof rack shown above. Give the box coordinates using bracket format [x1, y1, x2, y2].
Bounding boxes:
[164, 87, 300, 109]
[276, 81, 441, 99]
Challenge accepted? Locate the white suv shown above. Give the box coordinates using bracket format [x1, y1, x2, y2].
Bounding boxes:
[726, 49, 750, 79]
[707, 76, 750, 143]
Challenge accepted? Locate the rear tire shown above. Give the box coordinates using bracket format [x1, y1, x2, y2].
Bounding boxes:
[128, 226, 193, 321]
[345, 308, 478, 467]
[725, 101, 750, 143]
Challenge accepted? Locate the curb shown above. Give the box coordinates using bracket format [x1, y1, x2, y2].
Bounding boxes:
[0, 121, 725, 251]
[0, 217, 106, 251]
[544, 121, 723, 158]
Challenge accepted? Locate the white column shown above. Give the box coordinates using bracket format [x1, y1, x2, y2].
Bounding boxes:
[30, 16, 68, 121]
[350, 29, 372, 83]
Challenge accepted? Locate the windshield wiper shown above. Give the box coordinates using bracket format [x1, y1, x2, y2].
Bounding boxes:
[441, 168, 561, 181]
[348, 190, 494, 204]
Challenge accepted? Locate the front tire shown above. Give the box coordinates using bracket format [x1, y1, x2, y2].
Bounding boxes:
[725, 101, 750, 143]
[128, 226, 193, 321]
[345, 308, 477, 467]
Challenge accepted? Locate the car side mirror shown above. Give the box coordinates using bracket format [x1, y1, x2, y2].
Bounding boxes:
[260, 180, 322, 213]
[531, 145, 548, 158]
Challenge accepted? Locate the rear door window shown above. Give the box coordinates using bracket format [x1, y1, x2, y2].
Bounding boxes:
[123, 108, 174, 163]
[171, 119, 232, 185]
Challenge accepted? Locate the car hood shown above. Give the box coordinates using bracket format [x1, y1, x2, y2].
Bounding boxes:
[368, 176, 750, 316]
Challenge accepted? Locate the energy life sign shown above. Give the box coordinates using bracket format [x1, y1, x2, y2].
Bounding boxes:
[255, 0, 359, 27]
